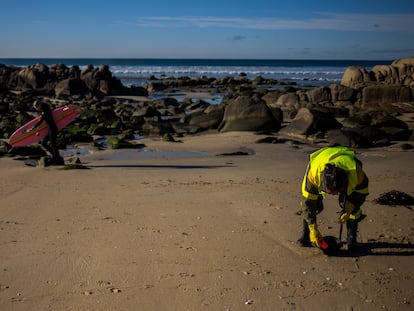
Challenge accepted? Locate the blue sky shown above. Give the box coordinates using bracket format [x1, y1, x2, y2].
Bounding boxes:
[1, 0, 414, 60]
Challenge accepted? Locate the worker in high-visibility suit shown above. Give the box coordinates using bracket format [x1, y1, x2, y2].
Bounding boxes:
[298, 146, 369, 251]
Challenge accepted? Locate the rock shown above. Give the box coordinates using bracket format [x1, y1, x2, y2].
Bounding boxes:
[59, 124, 93, 144]
[342, 57, 414, 88]
[162, 133, 179, 142]
[371, 65, 400, 84]
[356, 126, 388, 145]
[380, 127, 412, 141]
[54, 78, 89, 97]
[370, 112, 409, 129]
[186, 105, 224, 130]
[146, 82, 167, 93]
[171, 123, 201, 135]
[326, 128, 371, 148]
[341, 112, 372, 129]
[268, 92, 298, 121]
[341, 66, 372, 88]
[261, 91, 282, 106]
[307, 87, 331, 105]
[218, 95, 281, 133]
[362, 85, 413, 111]
[142, 120, 173, 136]
[330, 84, 356, 102]
[339, 111, 409, 144]
[392, 57, 414, 67]
[107, 136, 139, 149]
[391, 57, 414, 85]
[80, 64, 122, 95]
[279, 107, 342, 136]
[132, 106, 160, 118]
[16, 64, 49, 90]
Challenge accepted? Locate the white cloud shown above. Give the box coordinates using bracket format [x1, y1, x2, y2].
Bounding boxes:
[135, 13, 414, 32]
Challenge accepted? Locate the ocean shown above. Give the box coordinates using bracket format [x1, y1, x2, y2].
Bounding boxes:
[0, 58, 391, 88]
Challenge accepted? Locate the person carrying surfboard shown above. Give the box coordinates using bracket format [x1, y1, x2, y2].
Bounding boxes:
[32, 100, 64, 165]
[297, 146, 369, 252]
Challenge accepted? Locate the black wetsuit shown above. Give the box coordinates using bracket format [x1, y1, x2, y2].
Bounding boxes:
[34, 103, 61, 162]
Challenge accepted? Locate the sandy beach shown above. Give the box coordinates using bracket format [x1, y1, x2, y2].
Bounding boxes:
[0, 132, 413, 310]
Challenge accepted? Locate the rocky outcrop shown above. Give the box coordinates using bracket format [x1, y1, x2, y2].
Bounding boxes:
[1, 59, 414, 156]
[341, 57, 414, 87]
[338, 57, 414, 114]
[361, 85, 414, 112]
[0, 63, 147, 97]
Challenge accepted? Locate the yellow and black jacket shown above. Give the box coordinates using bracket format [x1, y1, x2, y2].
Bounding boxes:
[301, 146, 369, 224]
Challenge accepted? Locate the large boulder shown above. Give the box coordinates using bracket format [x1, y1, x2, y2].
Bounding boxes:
[80, 64, 123, 95]
[219, 95, 280, 132]
[261, 91, 282, 106]
[371, 65, 399, 84]
[307, 87, 331, 106]
[341, 66, 372, 88]
[54, 78, 89, 97]
[16, 64, 49, 90]
[187, 105, 224, 130]
[270, 92, 299, 121]
[279, 107, 342, 137]
[49, 64, 70, 80]
[391, 57, 414, 85]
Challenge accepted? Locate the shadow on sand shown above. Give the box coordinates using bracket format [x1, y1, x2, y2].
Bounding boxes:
[86, 164, 233, 170]
[334, 241, 414, 257]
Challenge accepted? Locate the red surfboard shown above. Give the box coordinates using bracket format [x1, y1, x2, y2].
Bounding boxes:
[9, 104, 81, 147]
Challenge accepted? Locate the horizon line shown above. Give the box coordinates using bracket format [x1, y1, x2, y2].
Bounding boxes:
[0, 57, 395, 61]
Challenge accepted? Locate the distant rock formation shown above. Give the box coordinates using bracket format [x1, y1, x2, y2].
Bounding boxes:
[341, 57, 414, 87]
[0, 63, 148, 97]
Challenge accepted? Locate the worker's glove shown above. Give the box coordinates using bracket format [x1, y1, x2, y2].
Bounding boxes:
[308, 223, 324, 248]
[338, 202, 355, 224]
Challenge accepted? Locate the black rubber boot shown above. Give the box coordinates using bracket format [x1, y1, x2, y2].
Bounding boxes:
[346, 220, 358, 251]
[297, 220, 312, 247]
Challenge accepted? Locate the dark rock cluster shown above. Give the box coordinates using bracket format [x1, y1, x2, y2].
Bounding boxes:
[1, 58, 414, 157]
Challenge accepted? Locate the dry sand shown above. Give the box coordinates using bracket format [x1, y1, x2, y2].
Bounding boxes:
[0, 132, 413, 310]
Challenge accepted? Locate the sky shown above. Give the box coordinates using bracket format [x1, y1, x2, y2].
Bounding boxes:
[1, 0, 414, 60]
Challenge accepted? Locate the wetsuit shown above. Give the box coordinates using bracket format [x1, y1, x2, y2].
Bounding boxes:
[33, 103, 61, 162]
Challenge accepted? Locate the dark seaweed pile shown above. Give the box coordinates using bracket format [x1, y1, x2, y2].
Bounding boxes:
[374, 190, 414, 206]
